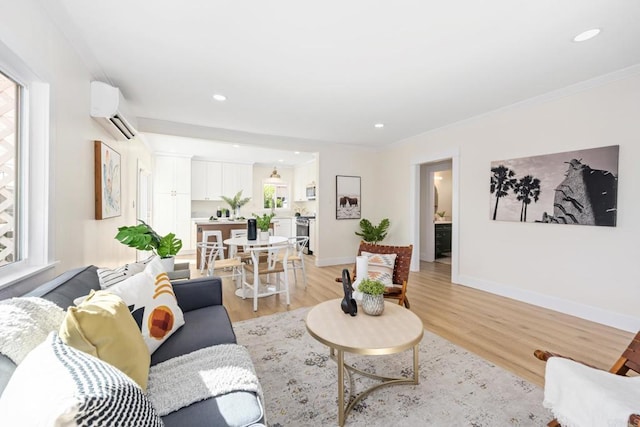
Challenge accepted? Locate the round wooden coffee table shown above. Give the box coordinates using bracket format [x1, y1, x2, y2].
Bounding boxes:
[305, 299, 424, 426]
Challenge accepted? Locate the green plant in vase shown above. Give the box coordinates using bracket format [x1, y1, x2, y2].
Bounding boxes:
[253, 212, 275, 240]
[355, 218, 390, 244]
[114, 220, 182, 270]
[221, 190, 251, 218]
[357, 278, 386, 316]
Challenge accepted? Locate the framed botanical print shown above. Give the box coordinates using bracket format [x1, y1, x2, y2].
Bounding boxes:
[94, 140, 121, 219]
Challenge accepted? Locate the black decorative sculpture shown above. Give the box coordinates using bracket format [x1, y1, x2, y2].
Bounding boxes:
[340, 269, 357, 316]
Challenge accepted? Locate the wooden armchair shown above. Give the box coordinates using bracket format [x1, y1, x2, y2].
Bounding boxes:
[534, 331, 640, 427]
[337, 241, 413, 308]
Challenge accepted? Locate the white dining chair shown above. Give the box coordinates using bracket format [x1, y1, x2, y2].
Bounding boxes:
[280, 236, 308, 288]
[200, 242, 244, 289]
[229, 228, 249, 259]
[199, 230, 224, 273]
[242, 244, 289, 311]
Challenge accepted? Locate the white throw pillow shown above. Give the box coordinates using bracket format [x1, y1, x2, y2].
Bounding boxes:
[0, 297, 65, 364]
[361, 251, 397, 286]
[108, 256, 185, 354]
[96, 255, 154, 289]
[0, 332, 163, 426]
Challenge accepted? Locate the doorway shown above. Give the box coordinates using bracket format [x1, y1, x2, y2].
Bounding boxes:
[136, 160, 153, 261]
[409, 149, 459, 283]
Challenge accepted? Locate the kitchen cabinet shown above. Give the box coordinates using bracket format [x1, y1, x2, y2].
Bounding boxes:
[153, 155, 191, 254]
[191, 160, 223, 201]
[435, 223, 452, 258]
[272, 218, 292, 238]
[294, 160, 317, 201]
[222, 162, 253, 200]
[192, 161, 253, 201]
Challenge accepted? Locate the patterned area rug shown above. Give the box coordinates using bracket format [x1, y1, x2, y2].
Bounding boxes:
[233, 307, 553, 426]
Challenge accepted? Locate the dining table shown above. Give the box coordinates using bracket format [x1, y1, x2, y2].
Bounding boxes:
[223, 235, 289, 299]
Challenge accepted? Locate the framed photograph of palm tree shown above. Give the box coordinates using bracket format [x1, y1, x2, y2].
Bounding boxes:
[489, 145, 619, 226]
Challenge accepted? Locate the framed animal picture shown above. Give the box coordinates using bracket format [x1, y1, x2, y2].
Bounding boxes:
[336, 175, 361, 220]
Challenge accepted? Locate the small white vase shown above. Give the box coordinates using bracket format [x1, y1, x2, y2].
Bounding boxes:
[259, 231, 270, 241]
[361, 294, 384, 316]
[159, 256, 175, 272]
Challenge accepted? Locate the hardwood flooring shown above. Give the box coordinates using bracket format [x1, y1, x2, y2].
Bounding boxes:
[181, 254, 633, 387]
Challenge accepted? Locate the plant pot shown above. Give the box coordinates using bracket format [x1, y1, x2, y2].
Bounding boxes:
[259, 230, 270, 241]
[361, 293, 384, 316]
[159, 256, 175, 272]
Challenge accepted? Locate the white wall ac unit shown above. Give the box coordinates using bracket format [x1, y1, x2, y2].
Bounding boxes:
[90, 81, 138, 140]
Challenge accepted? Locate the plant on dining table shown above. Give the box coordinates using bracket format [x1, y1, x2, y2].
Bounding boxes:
[253, 212, 275, 232]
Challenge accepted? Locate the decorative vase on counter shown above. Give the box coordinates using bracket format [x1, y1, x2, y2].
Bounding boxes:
[361, 294, 384, 316]
[216, 208, 222, 218]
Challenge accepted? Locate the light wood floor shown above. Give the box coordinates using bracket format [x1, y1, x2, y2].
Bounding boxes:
[181, 254, 633, 387]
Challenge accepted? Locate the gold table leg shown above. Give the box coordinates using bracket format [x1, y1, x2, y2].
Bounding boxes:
[331, 344, 419, 426]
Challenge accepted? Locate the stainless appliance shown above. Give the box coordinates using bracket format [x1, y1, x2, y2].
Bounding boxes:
[306, 185, 316, 200]
[296, 216, 313, 254]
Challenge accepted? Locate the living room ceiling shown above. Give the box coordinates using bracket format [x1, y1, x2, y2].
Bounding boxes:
[43, 1, 640, 148]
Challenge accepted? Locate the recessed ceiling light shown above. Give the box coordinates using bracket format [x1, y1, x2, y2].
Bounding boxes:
[374, 123, 384, 128]
[232, 144, 240, 148]
[573, 28, 601, 42]
[294, 151, 300, 155]
[278, 159, 284, 163]
[212, 93, 227, 102]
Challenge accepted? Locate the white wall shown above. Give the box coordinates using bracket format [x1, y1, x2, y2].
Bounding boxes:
[377, 69, 640, 331]
[0, 0, 153, 297]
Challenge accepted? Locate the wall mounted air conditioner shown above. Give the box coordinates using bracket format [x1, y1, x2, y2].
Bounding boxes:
[90, 81, 138, 140]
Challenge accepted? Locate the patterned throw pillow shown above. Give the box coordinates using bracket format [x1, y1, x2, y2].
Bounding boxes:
[361, 251, 397, 286]
[108, 256, 185, 354]
[0, 332, 163, 427]
[96, 256, 154, 289]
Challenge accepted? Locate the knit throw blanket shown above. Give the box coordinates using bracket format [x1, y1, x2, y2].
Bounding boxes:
[544, 357, 640, 427]
[147, 344, 262, 416]
[0, 297, 65, 364]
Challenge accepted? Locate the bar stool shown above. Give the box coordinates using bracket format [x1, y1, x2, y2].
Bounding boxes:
[199, 230, 224, 273]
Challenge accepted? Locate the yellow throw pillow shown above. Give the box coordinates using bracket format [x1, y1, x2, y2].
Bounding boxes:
[59, 290, 150, 390]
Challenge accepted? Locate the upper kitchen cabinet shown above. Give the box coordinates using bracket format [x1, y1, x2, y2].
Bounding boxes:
[155, 155, 191, 195]
[191, 160, 253, 201]
[221, 162, 253, 200]
[191, 160, 223, 201]
[294, 160, 317, 201]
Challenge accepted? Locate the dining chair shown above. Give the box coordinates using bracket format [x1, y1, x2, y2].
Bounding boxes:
[229, 229, 250, 260]
[199, 230, 224, 273]
[242, 244, 289, 311]
[280, 236, 308, 288]
[199, 242, 244, 289]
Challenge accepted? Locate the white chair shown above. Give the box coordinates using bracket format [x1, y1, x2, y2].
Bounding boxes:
[199, 230, 224, 273]
[229, 229, 249, 259]
[200, 242, 244, 289]
[242, 244, 289, 311]
[280, 236, 308, 288]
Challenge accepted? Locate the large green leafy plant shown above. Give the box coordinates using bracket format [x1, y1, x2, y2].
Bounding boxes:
[253, 212, 275, 232]
[115, 220, 182, 258]
[355, 218, 390, 244]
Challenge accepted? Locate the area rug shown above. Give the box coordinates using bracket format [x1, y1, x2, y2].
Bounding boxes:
[233, 307, 553, 426]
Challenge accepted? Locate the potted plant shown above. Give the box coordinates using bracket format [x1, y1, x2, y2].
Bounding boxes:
[221, 190, 251, 218]
[355, 218, 390, 244]
[253, 212, 275, 241]
[114, 220, 182, 271]
[436, 211, 446, 221]
[357, 278, 386, 315]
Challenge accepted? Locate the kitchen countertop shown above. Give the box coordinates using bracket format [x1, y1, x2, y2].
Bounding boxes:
[434, 221, 452, 224]
[193, 216, 296, 225]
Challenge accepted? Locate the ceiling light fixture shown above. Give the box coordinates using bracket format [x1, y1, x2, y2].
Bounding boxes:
[374, 123, 384, 128]
[573, 28, 601, 42]
[232, 144, 240, 148]
[267, 166, 282, 183]
[212, 93, 227, 101]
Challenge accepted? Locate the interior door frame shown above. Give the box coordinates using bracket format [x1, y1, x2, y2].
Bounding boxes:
[136, 160, 153, 261]
[409, 148, 460, 284]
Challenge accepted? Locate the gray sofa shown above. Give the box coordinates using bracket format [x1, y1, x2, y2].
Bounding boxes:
[0, 265, 264, 427]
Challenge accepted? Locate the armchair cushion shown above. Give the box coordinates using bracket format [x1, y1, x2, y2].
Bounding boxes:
[544, 357, 640, 427]
[361, 251, 397, 286]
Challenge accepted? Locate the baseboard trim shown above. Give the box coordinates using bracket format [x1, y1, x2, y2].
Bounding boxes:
[315, 256, 355, 267]
[458, 274, 640, 333]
